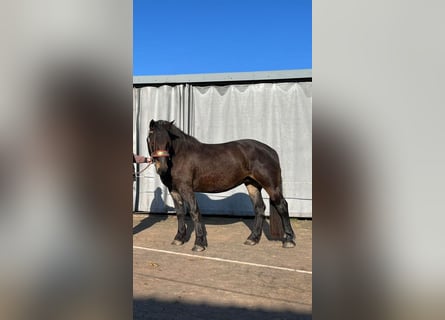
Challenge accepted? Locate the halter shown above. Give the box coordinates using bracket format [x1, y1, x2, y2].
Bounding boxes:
[151, 150, 170, 158]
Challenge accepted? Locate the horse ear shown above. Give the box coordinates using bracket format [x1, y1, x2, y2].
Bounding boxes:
[150, 119, 155, 128]
[166, 120, 180, 139]
[165, 120, 175, 130]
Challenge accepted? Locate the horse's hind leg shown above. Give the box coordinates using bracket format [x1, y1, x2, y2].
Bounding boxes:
[170, 191, 187, 245]
[244, 182, 266, 246]
[251, 170, 296, 248]
[260, 180, 296, 247]
[270, 193, 296, 248]
[181, 189, 207, 252]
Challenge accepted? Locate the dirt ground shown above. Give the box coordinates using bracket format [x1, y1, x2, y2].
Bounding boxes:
[133, 213, 312, 320]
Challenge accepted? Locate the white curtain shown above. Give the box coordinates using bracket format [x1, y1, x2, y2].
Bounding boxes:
[133, 85, 189, 212]
[133, 81, 312, 217]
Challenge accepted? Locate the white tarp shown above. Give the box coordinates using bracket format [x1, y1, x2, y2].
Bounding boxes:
[133, 81, 312, 217]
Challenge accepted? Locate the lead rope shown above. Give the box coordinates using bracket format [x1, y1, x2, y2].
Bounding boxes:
[134, 156, 153, 177]
[135, 161, 152, 176]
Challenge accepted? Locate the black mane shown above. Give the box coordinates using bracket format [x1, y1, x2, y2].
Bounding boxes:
[159, 121, 200, 145]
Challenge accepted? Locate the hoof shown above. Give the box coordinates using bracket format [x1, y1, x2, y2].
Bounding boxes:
[192, 245, 206, 252]
[282, 240, 296, 248]
[244, 239, 258, 246]
[171, 239, 184, 246]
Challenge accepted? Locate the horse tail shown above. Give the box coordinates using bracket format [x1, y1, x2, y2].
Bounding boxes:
[269, 174, 285, 239]
[269, 198, 284, 239]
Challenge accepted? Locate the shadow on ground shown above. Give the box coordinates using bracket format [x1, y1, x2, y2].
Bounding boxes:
[133, 298, 311, 320]
[133, 191, 279, 240]
[133, 212, 277, 242]
[132, 214, 169, 235]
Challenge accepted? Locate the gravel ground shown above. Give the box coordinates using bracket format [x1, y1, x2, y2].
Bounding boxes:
[133, 214, 312, 320]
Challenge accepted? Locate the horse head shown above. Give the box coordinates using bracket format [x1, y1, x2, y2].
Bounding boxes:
[148, 120, 175, 175]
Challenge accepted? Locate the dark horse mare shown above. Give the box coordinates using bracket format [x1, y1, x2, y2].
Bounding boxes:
[147, 120, 296, 251]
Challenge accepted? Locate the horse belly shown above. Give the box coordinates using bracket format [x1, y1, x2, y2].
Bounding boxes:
[193, 168, 246, 193]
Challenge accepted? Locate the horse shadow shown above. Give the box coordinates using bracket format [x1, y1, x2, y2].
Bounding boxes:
[133, 190, 274, 241]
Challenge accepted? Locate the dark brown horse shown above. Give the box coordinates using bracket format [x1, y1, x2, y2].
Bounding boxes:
[147, 120, 296, 251]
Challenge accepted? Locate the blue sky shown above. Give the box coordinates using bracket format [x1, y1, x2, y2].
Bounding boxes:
[133, 0, 311, 75]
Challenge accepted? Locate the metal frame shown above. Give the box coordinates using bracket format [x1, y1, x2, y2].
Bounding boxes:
[133, 69, 312, 85]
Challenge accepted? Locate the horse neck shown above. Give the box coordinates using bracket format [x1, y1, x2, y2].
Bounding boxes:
[171, 134, 200, 155]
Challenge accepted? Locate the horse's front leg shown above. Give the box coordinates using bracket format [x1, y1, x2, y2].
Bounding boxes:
[170, 191, 187, 245]
[181, 189, 207, 252]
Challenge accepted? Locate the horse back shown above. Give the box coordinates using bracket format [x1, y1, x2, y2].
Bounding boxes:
[190, 139, 279, 170]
